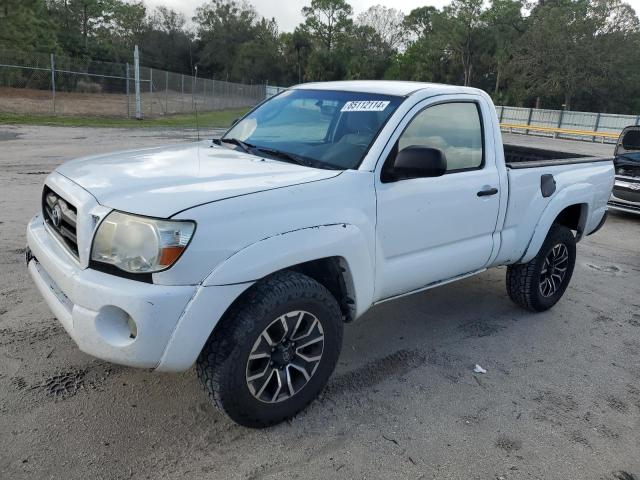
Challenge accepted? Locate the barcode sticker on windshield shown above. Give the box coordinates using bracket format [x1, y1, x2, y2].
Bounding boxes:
[341, 101, 390, 112]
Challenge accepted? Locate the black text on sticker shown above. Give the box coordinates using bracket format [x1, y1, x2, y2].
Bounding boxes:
[341, 101, 390, 112]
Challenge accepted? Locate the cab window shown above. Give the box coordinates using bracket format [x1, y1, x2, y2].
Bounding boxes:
[398, 102, 484, 172]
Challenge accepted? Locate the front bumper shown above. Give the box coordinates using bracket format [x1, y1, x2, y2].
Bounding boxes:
[608, 176, 640, 215]
[608, 201, 640, 215]
[27, 214, 251, 371]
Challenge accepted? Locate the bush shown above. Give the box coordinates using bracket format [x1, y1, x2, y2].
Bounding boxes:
[76, 79, 102, 94]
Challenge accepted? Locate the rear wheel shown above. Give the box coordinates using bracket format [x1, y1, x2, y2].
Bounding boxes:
[196, 270, 343, 428]
[506, 224, 577, 312]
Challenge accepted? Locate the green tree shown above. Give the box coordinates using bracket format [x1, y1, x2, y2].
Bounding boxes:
[403, 6, 438, 38]
[232, 18, 282, 84]
[46, 0, 146, 59]
[102, 0, 146, 48]
[302, 0, 353, 51]
[483, 0, 524, 100]
[509, 0, 622, 109]
[0, 0, 57, 51]
[436, 0, 487, 86]
[139, 6, 193, 72]
[344, 24, 392, 79]
[194, 0, 258, 80]
[385, 32, 457, 84]
[282, 27, 312, 84]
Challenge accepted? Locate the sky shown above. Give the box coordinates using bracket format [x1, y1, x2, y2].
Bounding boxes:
[144, 0, 640, 32]
[143, 0, 452, 31]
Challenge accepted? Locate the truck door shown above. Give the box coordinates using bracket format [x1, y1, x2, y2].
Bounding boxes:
[374, 98, 501, 301]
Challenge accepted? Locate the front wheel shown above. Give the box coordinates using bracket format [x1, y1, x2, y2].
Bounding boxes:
[196, 270, 343, 428]
[506, 224, 577, 312]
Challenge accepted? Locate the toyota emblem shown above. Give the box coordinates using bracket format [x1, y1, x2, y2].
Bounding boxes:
[51, 203, 62, 227]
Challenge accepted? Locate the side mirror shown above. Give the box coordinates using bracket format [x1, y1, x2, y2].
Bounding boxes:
[383, 146, 447, 182]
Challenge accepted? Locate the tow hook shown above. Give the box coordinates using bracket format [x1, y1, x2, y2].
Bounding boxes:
[25, 247, 34, 265]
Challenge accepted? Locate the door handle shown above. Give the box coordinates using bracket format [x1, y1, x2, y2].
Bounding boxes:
[477, 187, 498, 197]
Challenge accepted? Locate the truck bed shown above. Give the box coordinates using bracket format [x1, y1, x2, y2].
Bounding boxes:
[494, 152, 614, 267]
[504, 144, 612, 169]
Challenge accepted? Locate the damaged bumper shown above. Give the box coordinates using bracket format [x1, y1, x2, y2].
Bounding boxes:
[26, 214, 249, 371]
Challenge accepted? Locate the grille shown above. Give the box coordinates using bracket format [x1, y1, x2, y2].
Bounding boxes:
[617, 165, 640, 178]
[42, 186, 79, 258]
[613, 178, 640, 203]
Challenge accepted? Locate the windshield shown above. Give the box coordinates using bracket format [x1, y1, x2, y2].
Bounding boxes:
[222, 89, 404, 170]
[617, 128, 640, 162]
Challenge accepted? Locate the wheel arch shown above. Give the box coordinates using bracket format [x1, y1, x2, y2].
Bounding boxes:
[553, 203, 589, 240]
[520, 198, 588, 264]
[158, 224, 373, 372]
[286, 256, 357, 322]
[203, 223, 375, 320]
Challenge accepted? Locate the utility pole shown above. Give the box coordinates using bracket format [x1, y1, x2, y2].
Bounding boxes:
[165, 70, 169, 113]
[134, 45, 142, 120]
[149, 68, 153, 116]
[126, 62, 130, 118]
[192, 65, 198, 111]
[50, 53, 56, 114]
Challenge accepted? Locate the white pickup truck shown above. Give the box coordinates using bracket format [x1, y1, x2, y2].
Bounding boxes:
[27, 81, 614, 427]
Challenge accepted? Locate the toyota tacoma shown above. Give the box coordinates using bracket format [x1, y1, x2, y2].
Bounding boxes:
[26, 81, 615, 427]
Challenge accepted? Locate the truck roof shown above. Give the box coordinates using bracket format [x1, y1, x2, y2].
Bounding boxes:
[294, 80, 481, 97]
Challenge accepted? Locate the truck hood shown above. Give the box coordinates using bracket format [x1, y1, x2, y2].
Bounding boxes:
[56, 141, 342, 217]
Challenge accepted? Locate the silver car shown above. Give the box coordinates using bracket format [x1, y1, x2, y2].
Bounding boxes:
[609, 126, 640, 215]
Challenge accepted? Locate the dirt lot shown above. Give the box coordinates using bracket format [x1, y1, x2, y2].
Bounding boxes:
[0, 87, 258, 117]
[0, 126, 639, 480]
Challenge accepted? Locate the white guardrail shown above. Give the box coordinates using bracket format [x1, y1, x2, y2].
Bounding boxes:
[496, 105, 640, 143]
[261, 88, 639, 144]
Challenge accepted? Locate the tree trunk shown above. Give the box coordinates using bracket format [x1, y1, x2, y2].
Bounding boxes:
[464, 63, 473, 86]
[494, 67, 501, 97]
[535, 97, 541, 109]
[563, 92, 571, 111]
[83, 5, 88, 50]
[461, 49, 473, 86]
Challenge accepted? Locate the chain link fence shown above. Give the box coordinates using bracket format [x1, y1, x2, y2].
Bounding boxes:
[3, 49, 637, 142]
[140, 66, 266, 117]
[0, 49, 266, 118]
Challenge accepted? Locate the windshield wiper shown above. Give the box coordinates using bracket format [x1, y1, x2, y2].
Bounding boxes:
[215, 141, 341, 170]
[216, 137, 255, 154]
[252, 146, 311, 167]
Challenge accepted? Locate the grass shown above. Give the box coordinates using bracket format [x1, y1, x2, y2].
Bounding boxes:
[0, 108, 248, 129]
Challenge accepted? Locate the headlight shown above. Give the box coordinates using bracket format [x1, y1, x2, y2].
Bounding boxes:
[91, 211, 195, 274]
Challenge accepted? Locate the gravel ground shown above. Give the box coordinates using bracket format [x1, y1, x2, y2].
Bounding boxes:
[0, 87, 257, 117]
[0, 126, 638, 480]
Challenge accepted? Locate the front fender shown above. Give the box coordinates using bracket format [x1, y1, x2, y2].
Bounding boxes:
[204, 223, 375, 319]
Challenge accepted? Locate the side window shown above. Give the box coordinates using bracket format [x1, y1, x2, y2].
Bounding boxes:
[398, 102, 484, 172]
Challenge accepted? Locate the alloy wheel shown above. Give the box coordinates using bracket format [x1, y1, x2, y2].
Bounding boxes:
[245, 310, 324, 403]
[539, 243, 569, 297]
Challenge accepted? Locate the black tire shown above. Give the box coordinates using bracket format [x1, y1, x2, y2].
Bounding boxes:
[196, 270, 343, 428]
[506, 224, 577, 312]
